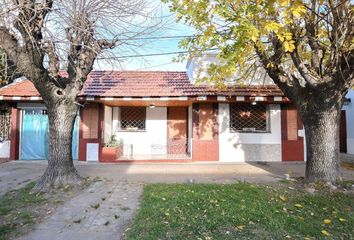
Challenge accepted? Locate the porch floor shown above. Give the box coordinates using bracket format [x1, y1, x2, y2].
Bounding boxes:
[117, 153, 191, 160]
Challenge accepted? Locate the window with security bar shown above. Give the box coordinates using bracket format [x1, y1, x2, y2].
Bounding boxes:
[229, 104, 269, 132]
[119, 107, 146, 131]
[0, 110, 11, 141]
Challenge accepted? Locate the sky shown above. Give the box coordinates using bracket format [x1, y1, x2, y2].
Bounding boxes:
[93, 1, 195, 72]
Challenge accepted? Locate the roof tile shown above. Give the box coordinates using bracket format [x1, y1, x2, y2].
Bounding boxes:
[0, 71, 283, 97]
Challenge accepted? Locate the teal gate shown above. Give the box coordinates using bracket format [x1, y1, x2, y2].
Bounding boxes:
[21, 109, 78, 160]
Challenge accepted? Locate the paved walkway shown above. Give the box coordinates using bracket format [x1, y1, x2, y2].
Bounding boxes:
[17, 181, 142, 240]
[0, 160, 351, 240]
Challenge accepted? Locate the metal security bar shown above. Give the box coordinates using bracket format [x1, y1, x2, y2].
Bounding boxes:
[120, 107, 146, 131]
[230, 104, 268, 132]
[0, 113, 11, 141]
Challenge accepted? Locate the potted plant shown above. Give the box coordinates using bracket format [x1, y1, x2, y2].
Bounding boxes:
[102, 135, 124, 162]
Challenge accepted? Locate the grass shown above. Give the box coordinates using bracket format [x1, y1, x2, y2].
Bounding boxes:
[0, 182, 46, 240]
[127, 183, 354, 240]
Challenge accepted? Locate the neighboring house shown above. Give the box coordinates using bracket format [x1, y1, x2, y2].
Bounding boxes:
[0, 60, 351, 162]
[342, 90, 354, 154]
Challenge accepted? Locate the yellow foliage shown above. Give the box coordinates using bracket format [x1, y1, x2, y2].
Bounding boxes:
[284, 40, 296, 52]
[265, 21, 281, 33]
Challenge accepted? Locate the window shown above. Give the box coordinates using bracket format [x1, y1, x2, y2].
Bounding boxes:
[120, 107, 146, 131]
[0, 110, 11, 141]
[83, 106, 98, 139]
[230, 104, 268, 132]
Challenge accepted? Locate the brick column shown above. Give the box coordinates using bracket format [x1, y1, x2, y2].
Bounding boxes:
[9, 108, 20, 160]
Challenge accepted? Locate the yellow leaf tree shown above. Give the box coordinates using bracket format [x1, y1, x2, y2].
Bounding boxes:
[165, 0, 354, 183]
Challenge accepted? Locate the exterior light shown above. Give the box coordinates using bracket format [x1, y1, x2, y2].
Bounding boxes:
[251, 101, 257, 105]
[149, 104, 155, 109]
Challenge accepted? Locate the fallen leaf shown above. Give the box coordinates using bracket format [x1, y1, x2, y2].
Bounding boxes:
[236, 225, 245, 230]
[323, 219, 331, 224]
[279, 195, 287, 202]
[321, 230, 330, 237]
[339, 218, 347, 222]
[294, 204, 303, 208]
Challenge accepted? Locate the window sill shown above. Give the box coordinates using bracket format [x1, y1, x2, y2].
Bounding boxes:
[229, 130, 271, 134]
[117, 130, 146, 133]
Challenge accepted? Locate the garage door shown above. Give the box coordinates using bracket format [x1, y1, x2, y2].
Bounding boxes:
[21, 109, 78, 160]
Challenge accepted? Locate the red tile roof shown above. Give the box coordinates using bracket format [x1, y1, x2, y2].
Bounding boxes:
[0, 71, 283, 98]
[0, 79, 41, 97]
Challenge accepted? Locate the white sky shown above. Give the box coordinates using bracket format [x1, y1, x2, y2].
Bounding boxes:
[93, 1, 195, 72]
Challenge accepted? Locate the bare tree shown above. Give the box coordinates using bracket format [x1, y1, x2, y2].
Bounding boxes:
[0, 0, 164, 191]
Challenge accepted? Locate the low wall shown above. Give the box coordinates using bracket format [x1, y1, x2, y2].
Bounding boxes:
[0, 140, 10, 160]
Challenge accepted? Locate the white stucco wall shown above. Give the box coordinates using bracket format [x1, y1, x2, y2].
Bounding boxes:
[0, 140, 10, 158]
[187, 54, 275, 85]
[112, 107, 167, 156]
[218, 104, 282, 162]
[343, 90, 354, 154]
[104, 106, 112, 144]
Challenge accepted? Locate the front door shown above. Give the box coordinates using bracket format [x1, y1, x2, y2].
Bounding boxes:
[281, 105, 304, 161]
[167, 107, 188, 154]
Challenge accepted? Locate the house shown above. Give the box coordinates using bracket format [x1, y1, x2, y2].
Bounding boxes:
[0, 60, 351, 162]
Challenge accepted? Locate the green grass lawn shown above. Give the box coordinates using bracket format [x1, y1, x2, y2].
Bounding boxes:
[0, 182, 46, 240]
[127, 183, 353, 240]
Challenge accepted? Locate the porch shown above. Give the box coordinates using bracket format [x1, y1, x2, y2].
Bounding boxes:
[84, 99, 219, 162]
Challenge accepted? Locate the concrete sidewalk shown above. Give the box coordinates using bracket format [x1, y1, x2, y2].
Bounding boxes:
[1, 160, 353, 196]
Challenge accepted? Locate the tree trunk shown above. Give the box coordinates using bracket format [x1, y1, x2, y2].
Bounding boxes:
[301, 104, 342, 183]
[33, 101, 83, 191]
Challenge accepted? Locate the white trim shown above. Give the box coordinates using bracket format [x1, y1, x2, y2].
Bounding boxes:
[142, 97, 151, 101]
[236, 96, 245, 101]
[0, 96, 3, 100]
[255, 96, 265, 101]
[86, 97, 95, 101]
[104, 97, 114, 101]
[29, 96, 40, 101]
[12, 96, 21, 100]
[274, 96, 282, 102]
[197, 96, 207, 101]
[123, 97, 133, 101]
[179, 96, 188, 101]
[160, 97, 169, 101]
[217, 96, 226, 101]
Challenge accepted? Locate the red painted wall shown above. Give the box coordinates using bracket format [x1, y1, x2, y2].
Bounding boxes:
[78, 103, 104, 161]
[9, 108, 20, 160]
[192, 103, 219, 161]
[281, 104, 304, 161]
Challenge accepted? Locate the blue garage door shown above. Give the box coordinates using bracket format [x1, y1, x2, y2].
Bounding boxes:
[21, 109, 78, 160]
